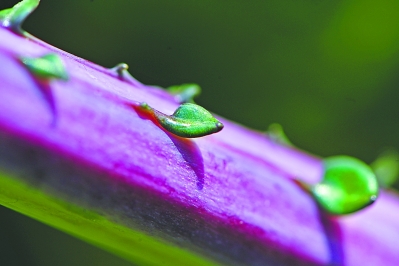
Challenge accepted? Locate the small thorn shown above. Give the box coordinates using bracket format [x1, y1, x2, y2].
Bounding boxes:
[166, 83, 201, 103]
[0, 0, 40, 34]
[111, 63, 129, 77]
[109, 62, 142, 87]
[20, 53, 69, 81]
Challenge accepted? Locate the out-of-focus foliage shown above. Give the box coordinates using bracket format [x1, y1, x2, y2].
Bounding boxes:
[0, 172, 213, 266]
[1, 0, 399, 265]
[371, 148, 399, 188]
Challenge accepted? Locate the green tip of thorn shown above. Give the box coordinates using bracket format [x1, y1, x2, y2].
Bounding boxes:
[0, 0, 40, 34]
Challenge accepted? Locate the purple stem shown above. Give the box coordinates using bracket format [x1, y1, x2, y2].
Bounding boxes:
[0, 28, 398, 265]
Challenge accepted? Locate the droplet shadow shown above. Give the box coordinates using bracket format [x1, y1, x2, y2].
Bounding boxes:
[36, 80, 57, 126]
[131, 103, 205, 190]
[318, 210, 345, 265]
[167, 134, 204, 190]
[293, 179, 345, 265]
[18, 59, 57, 126]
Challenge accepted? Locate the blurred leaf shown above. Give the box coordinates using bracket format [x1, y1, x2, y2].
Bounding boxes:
[0, 171, 215, 266]
[371, 149, 399, 188]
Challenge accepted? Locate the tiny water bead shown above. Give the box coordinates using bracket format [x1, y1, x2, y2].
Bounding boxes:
[20, 53, 69, 81]
[167, 83, 202, 103]
[311, 156, 379, 215]
[139, 102, 224, 138]
[0, 0, 40, 34]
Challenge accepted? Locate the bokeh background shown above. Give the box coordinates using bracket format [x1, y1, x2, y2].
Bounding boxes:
[1, 0, 399, 265]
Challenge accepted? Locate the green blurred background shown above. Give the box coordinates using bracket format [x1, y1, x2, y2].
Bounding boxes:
[1, 0, 399, 265]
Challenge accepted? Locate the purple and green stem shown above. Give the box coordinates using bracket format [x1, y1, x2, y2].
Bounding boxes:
[0, 1, 398, 265]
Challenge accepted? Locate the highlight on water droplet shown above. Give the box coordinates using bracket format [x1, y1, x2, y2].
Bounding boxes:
[309, 156, 379, 215]
[20, 53, 69, 81]
[138, 102, 223, 138]
[166, 83, 202, 103]
[0, 0, 40, 34]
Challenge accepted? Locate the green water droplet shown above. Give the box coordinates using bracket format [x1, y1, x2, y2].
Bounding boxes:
[312, 156, 378, 215]
[141, 102, 223, 138]
[0, 0, 40, 34]
[166, 83, 202, 103]
[20, 53, 68, 81]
